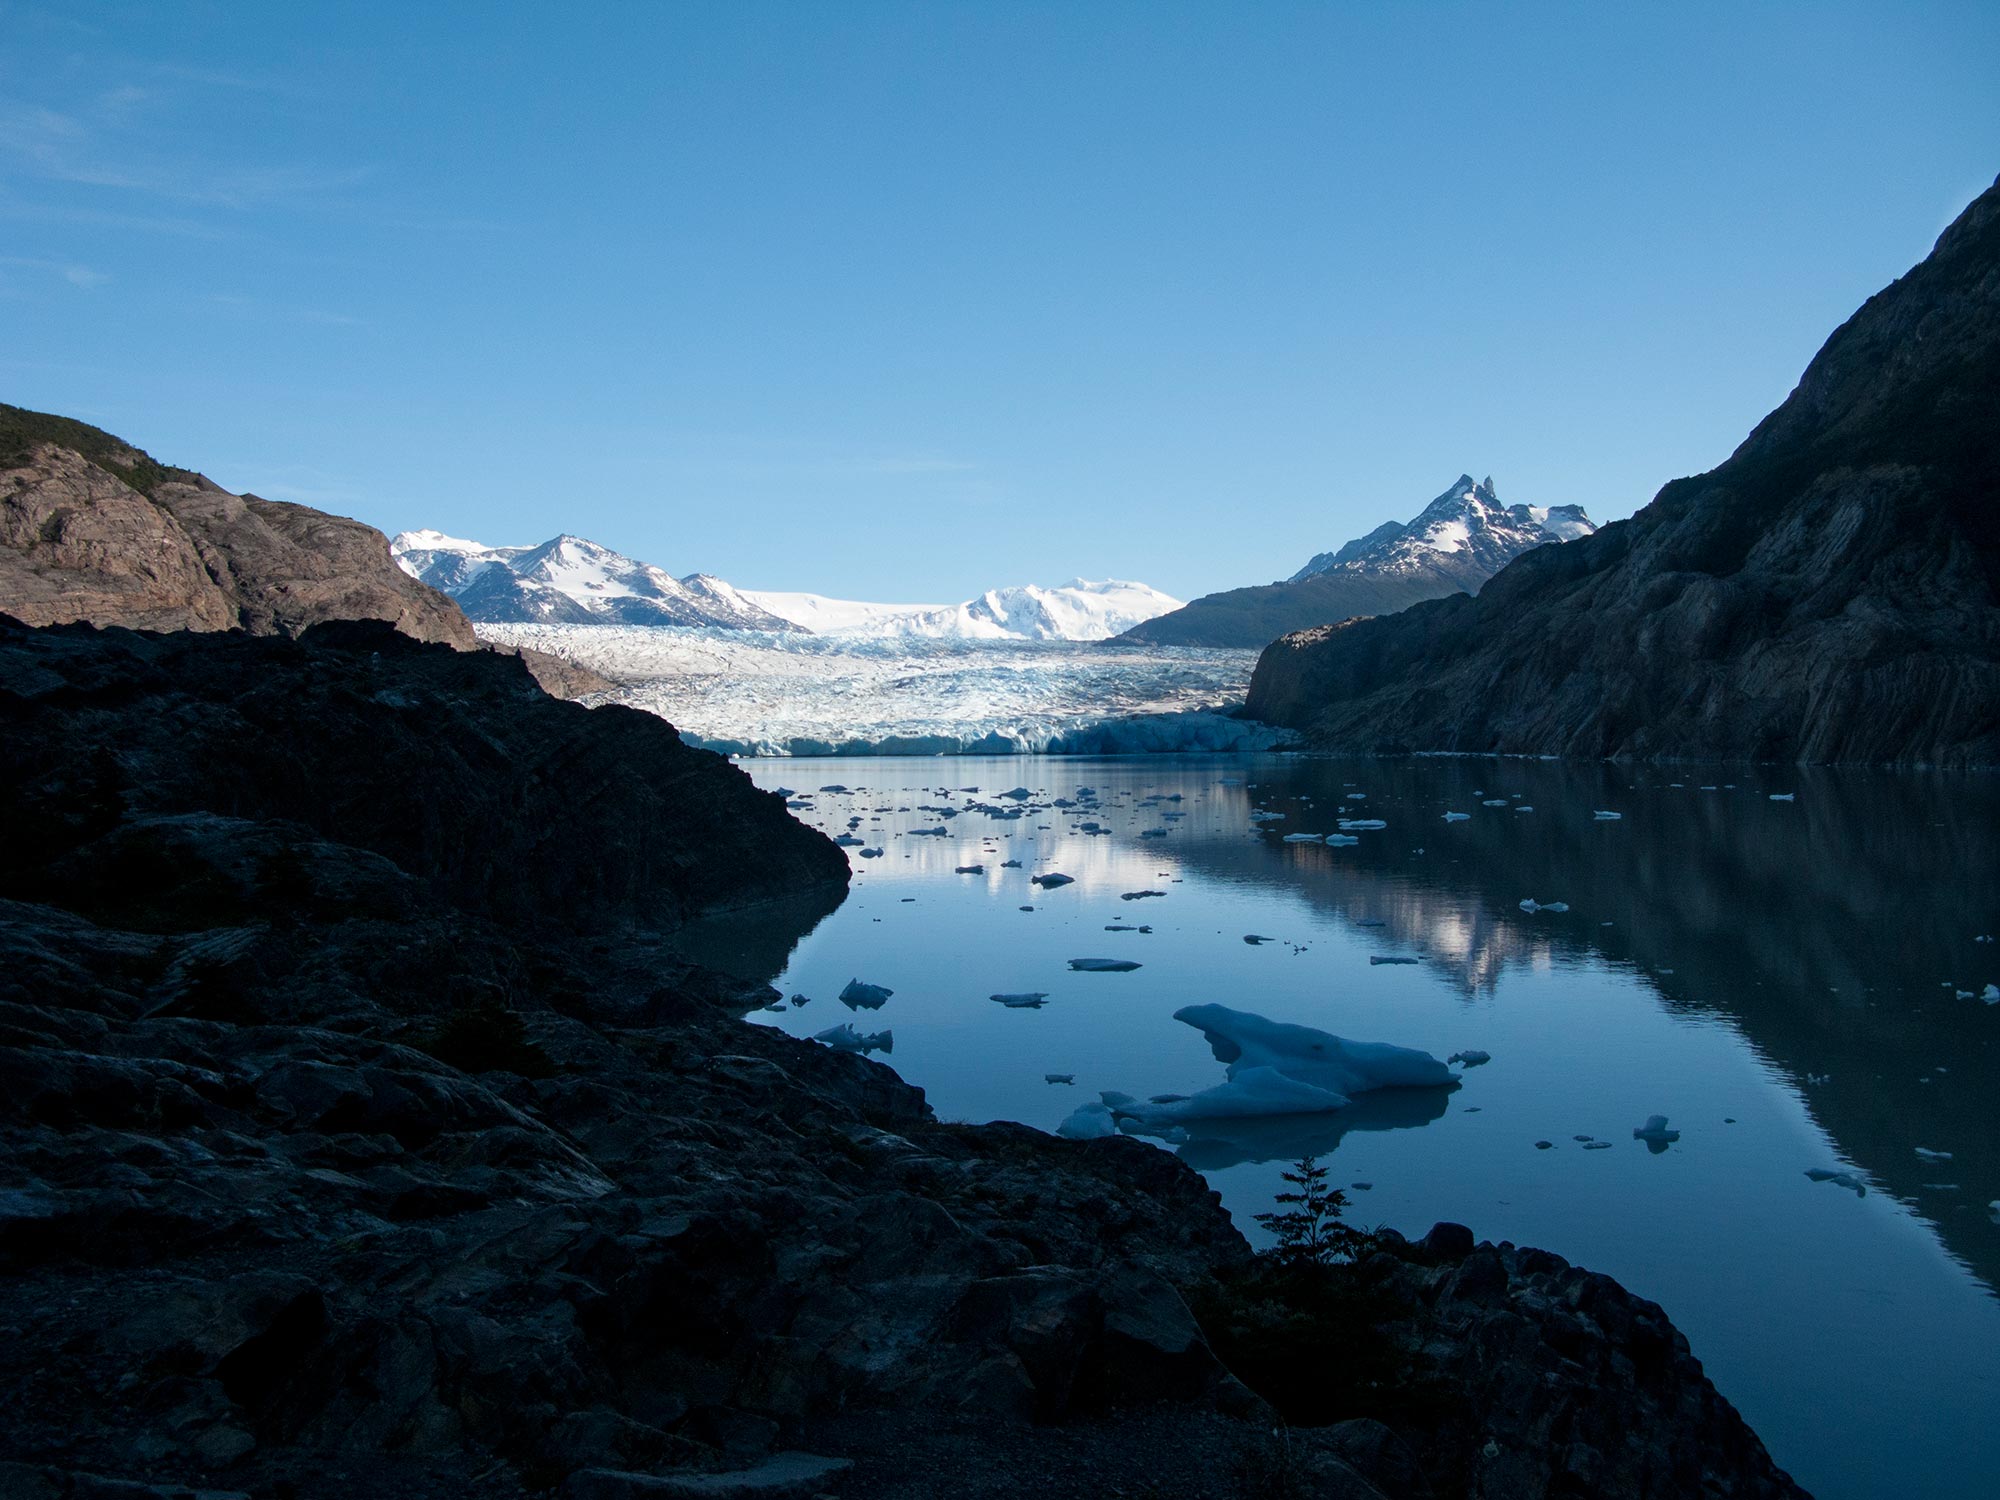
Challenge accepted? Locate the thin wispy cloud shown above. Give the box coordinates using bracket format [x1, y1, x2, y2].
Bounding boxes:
[0, 254, 109, 288]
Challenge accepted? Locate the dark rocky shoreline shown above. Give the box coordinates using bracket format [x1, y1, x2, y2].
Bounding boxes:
[0, 616, 1808, 1498]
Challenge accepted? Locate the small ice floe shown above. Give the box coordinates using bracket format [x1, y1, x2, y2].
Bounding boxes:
[1534, 1140, 1554, 1150]
[909, 827, 950, 837]
[1344, 792, 1367, 800]
[1369, 955, 1419, 966]
[1922, 1183, 1961, 1192]
[1337, 818, 1387, 830]
[1448, 1049, 1491, 1068]
[1807, 1167, 1867, 1197]
[1582, 1139, 1613, 1151]
[859, 847, 885, 858]
[1283, 832, 1325, 843]
[1121, 890, 1166, 901]
[1056, 1102, 1118, 1139]
[1442, 811, 1471, 822]
[1244, 934, 1276, 945]
[1915, 1146, 1954, 1162]
[1250, 810, 1286, 822]
[788, 992, 812, 1007]
[1019, 905, 1035, 912]
[1327, 834, 1361, 846]
[1514, 806, 1534, 813]
[1805, 1073, 1830, 1085]
[1482, 799, 1508, 807]
[1350, 1182, 1373, 1191]
[1633, 1115, 1681, 1151]
[1769, 792, 1795, 802]
[954, 864, 985, 875]
[991, 992, 1050, 1009]
[1984, 984, 2000, 1004]
[1105, 923, 1141, 932]
[1001, 859, 1022, 868]
[999, 787, 1032, 801]
[1045, 1073, 1075, 1085]
[1518, 898, 1570, 914]
[835, 834, 865, 847]
[1976, 934, 1995, 944]
[1031, 873, 1075, 889]
[1592, 810, 1622, 820]
[839, 979, 894, 1010]
[815, 1024, 892, 1056]
[1140, 828, 1169, 839]
[1069, 958, 1142, 972]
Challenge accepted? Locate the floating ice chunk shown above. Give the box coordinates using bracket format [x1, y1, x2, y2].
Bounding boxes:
[1592, 810, 1622, 820]
[1344, 792, 1367, 800]
[1337, 818, 1387, 830]
[1001, 859, 1022, 868]
[909, 827, 949, 838]
[1519, 899, 1570, 913]
[1110, 1066, 1354, 1125]
[1030, 873, 1074, 888]
[1249, 810, 1286, 822]
[1582, 1140, 1613, 1151]
[815, 1023, 892, 1055]
[859, 847, 884, 858]
[1057, 1102, 1118, 1139]
[1326, 834, 1360, 846]
[1769, 793, 1795, 802]
[991, 992, 1050, 1009]
[1244, 934, 1275, 945]
[999, 788, 1032, 801]
[1172, 1003, 1457, 1097]
[1534, 1140, 1553, 1150]
[788, 992, 811, 1007]
[1121, 890, 1165, 901]
[1442, 812, 1471, 822]
[1633, 1115, 1681, 1151]
[954, 864, 986, 875]
[1482, 799, 1508, 807]
[1069, 958, 1142, 972]
[839, 979, 894, 1010]
[1984, 984, 2000, 1004]
[834, 834, 865, 847]
[1448, 1050, 1491, 1068]
[1283, 832, 1325, 843]
[1915, 1146, 1954, 1162]
[1807, 1167, 1867, 1196]
[1369, 955, 1419, 966]
[1977, 934, 1995, 944]
[1045, 1073, 1075, 1084]
[1514, 806, 1534, 813]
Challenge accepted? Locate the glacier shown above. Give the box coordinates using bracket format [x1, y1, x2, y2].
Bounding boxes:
[475, 622, 1285, 756]
[742, 578, 1183, 641]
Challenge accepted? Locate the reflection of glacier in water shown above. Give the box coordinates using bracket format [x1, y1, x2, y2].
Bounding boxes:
[475, 622, 1278, 754]
[673, 752, 2000, 1500]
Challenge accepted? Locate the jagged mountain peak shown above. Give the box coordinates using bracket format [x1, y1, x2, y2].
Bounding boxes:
[1291, 474, 1592, 582]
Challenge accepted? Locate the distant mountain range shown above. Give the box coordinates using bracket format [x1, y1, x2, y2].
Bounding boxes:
[393, 530, 1181, 642]
[1244, 174, 2000, 766]
[1122, 476, 1595, 647]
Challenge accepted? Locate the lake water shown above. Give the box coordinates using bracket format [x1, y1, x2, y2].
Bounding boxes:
[680, 753, 2000, 1500]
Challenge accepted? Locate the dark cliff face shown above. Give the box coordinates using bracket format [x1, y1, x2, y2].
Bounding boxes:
[0, 616, 848, 930]
[1246, 178, 2000, 766]
[1, 404, 476, 649]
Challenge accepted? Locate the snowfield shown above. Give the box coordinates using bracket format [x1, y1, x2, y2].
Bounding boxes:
[476, 622, 1280, 756]
[742, 578, 1183, 641]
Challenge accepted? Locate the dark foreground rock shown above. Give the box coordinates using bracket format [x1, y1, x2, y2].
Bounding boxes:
[0, 621, 1805, 1497]
[1245, 177, 2000, 767]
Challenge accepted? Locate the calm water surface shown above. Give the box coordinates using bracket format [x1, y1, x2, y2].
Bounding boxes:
[680, 753, 2000, 1500]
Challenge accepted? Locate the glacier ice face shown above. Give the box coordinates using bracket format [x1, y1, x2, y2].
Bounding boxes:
[473, 623, 1280, 757]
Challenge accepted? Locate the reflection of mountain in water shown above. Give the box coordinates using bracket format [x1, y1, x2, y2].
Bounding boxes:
[1171, 757, 2000, 1290]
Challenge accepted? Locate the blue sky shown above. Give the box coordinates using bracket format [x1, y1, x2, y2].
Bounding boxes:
[3, 2, 1996, 601]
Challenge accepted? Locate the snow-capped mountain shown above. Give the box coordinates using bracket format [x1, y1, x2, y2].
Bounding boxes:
[1290, 476, 1594, 583]
[390, 531, 802, 631]
[1123, 475, 1594, 647]
[743, 579, 1183, 642]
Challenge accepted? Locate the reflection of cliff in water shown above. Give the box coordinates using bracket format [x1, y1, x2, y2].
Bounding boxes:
[669, 885, 845, 989]
[1176, 757, 2000, 1290]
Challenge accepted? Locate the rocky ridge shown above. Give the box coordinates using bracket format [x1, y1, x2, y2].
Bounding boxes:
[1244, 180, 2000, 765]
[0, 615, 1805, 1497]
[0, 406, 609, 700]
[1123, 477, 1592, 649]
